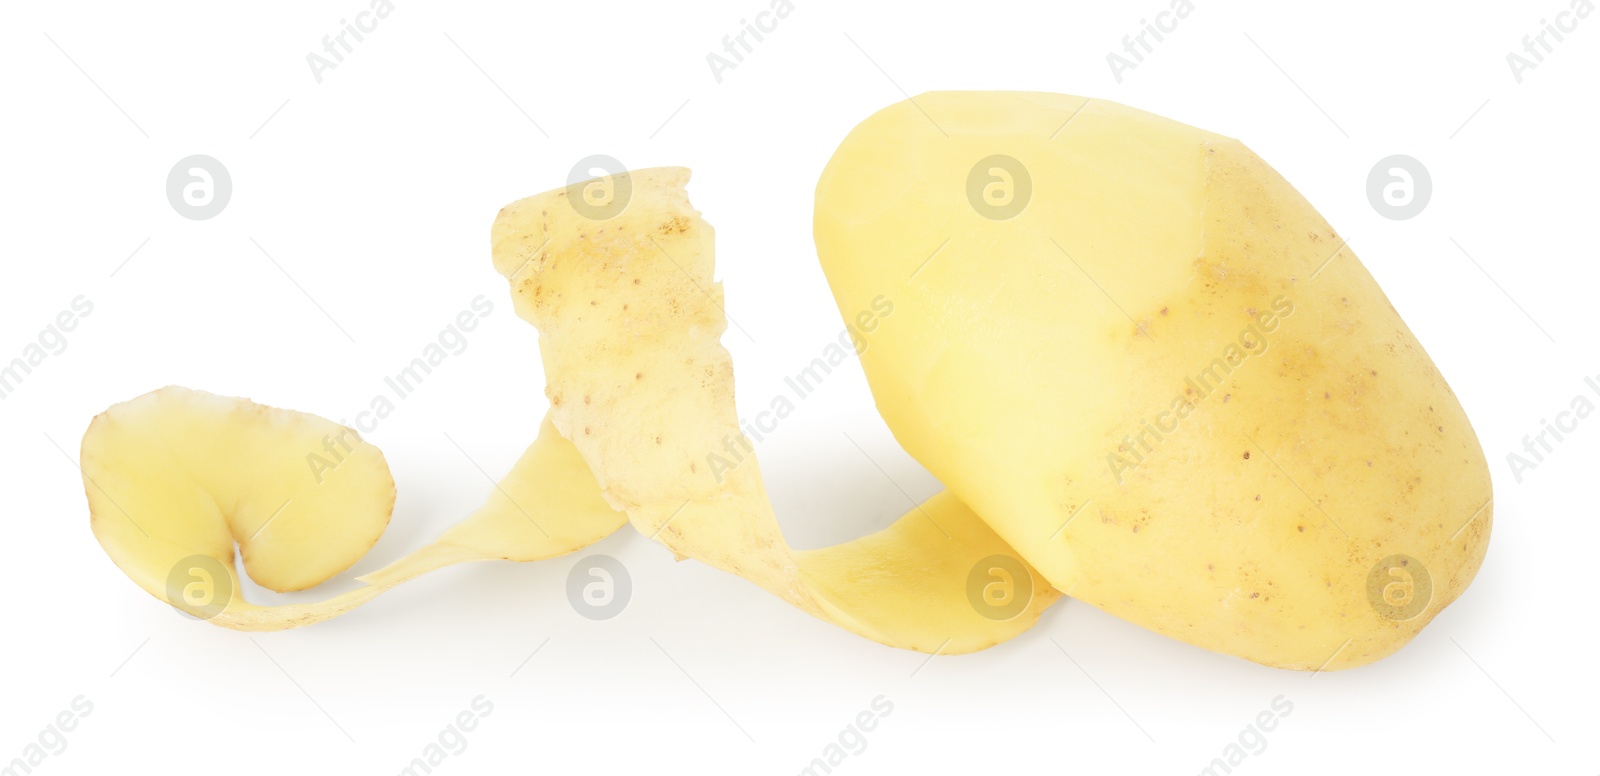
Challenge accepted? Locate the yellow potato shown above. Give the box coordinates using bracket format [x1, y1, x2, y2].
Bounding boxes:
[814, 91, 1491, 669]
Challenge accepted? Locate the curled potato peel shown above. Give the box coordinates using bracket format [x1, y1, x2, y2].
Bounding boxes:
[83, 167, 1057, 651]
[490, 167, 1057, 651]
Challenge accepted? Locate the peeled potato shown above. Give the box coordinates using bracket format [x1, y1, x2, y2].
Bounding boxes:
[814, 91, 1491, 669]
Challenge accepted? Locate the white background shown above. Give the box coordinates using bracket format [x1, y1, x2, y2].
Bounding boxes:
[2, 0, 1596, 773]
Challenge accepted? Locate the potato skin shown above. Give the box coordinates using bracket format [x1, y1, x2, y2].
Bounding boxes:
[491, 167, 1061, 654]
[814, 92, 1491, 670]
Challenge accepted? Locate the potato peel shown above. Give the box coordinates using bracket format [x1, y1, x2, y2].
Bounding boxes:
[82, 167, 1056, 652]
[490, 166, 1059, 653]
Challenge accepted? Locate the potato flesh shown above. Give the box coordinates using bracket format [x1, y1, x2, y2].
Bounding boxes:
[814, 92, 1491, 669]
